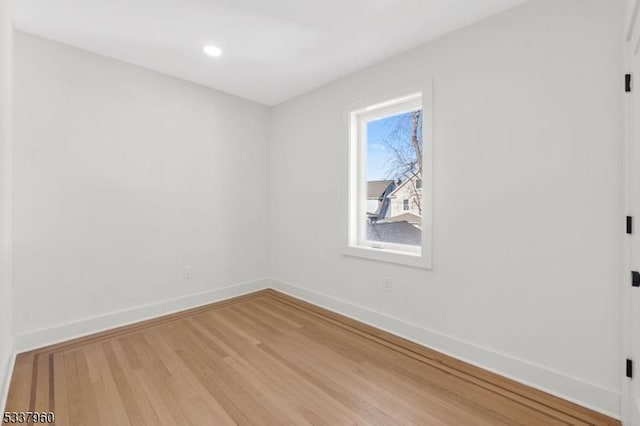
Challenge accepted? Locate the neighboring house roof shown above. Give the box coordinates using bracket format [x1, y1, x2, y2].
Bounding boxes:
[367, 180, 394, 199]
[366, 221, 421, 246]
[384, 213, 421, 224]
[388, 171, 421, 198]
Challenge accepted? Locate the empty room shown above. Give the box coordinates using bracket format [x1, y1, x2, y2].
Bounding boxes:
[0, 0, 637, 424]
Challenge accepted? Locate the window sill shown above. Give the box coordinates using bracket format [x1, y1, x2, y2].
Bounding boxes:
[343, 245, 432, 270]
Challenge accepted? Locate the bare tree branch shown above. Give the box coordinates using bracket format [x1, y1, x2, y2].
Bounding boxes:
[379, 110, 423, 214]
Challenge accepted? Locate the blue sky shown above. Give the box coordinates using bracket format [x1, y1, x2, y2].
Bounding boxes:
[367, 111, 417, 181]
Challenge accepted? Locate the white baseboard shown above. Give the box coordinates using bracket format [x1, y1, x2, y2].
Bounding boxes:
[7, 277, 621, 419]
[269, 278, 621, 419]
[0, 341, 15, 413]
[13, 278, 270, 354]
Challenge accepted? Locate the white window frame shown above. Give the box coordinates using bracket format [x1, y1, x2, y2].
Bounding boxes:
[345, 88, 433, 269]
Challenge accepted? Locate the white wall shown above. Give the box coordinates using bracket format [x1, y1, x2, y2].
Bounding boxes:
[0, 0, 13, 411]
[270, 0, 623, 417]
[12, 32, 270, 339]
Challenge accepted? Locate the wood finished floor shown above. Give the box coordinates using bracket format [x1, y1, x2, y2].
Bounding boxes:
[5, 289, 619, 425]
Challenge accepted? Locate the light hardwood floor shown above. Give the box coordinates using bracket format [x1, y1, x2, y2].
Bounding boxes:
[5, 289, 619, 425]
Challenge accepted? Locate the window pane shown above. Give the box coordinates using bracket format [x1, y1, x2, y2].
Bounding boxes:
[365, 109, 422, 247]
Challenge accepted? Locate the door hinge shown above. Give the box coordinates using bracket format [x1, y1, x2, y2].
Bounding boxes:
[628, 359, 634, 378]
[633, 271, 640, 288]
[626, 74, 633, 93]
[628, 216, 633, 234]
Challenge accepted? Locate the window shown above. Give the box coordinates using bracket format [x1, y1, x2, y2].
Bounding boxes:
[346, 91, 432, 268]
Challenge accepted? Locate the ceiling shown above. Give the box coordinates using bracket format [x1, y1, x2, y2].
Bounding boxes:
[12, 0, 527, 105]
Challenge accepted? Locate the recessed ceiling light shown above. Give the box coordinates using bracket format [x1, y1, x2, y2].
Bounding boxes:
[203, 45, 222, 57]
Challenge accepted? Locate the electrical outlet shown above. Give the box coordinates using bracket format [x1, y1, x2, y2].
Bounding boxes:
[184, 265, 193, 280]
[383, 276, 392, 293]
